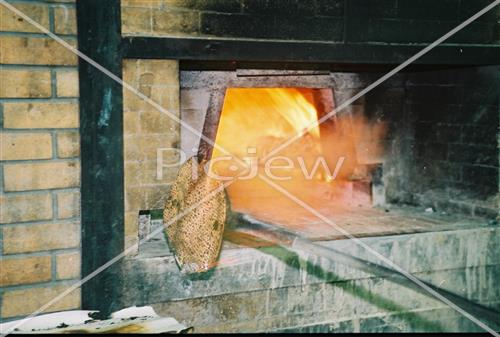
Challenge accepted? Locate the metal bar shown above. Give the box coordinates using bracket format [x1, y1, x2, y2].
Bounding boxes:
[197, 89, 227, 162]
[77, 0, 124, 317]
[122, 36, 500, 65]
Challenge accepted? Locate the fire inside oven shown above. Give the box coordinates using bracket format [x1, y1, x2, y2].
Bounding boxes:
[128, 68, 499, 333]
[210, 87, 385, 226]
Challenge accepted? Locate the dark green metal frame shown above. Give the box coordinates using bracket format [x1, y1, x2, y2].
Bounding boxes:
[77, 0, 124, 315]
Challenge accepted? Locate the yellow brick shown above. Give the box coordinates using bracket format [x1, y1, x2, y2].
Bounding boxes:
[0, 193, 52, 224]
[122, 59, 180, 236]
[121, 0, 163, 8]
[125, 184, 170, 212]
[124, 110, 140, 135]
[0, 36, 77, 65]
[0, 69, 51, 98]
[55, 70, 79, 97]
[0, 256, 52, 286]
[125, 159, 178, 187]
[56, 252, 80, 279]
[53, 5, 77, 35]
[122, 59, 180, 112]
[3, 222, 80, 254]
[124, 211, 139, 253]
[4, 161, 80, 191]
[124, 187, 146, 212]
[57, 131, 79, 158]
[124, 211, 138, 236]
[152, 8, 199, 36]
[140, 108, 180, 133]
[0, 132, 52, 160]
[1, 285, 80, 318]
[125, 236, 139, 253]
[0, 3, 50, 33]
[121, 6, 152, 35]
[124, 134, 178, 162]
[3, 102, 79, 129]
[157, 0, 195, 7]
[56, 190, 80, 219]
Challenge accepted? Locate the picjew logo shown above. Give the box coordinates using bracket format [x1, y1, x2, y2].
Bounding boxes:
[156, 147, 346, 182]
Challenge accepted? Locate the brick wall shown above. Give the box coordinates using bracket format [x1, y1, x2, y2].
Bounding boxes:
[0, 0, 81, 319]
[120, 0, 499, 45]
[365, 66, 500, 217]
[1, 0, 498, 325]
[407, 66, 499, 215]
[122, 59, 180, 252]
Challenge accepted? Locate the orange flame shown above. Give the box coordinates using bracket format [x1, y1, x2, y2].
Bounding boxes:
[210, 88, 386, 223]
[212, 88, 321, 160]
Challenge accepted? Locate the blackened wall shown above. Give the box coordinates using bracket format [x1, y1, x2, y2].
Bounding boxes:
[407, 66, 499, 215]
[121, 0, 499, 47]
[365, 66, 499, 217]
[346, 0, 499, 45]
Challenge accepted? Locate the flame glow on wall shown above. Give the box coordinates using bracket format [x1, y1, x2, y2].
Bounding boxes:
[210, 88, 387, 223]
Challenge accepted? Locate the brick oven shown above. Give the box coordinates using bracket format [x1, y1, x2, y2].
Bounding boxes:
[1, 0, 499, 333]
[120, 66, 500, 333]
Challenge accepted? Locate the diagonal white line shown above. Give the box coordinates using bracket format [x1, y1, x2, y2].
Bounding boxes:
[1, 0, 498, 335]
[0, 0, 245, 167]
[253, 4, 500, 331]
[0, 2, 250, 335]
[0, 177, 235, 336]
[261, 0, 500, 162]
[257, 174, 500, 336]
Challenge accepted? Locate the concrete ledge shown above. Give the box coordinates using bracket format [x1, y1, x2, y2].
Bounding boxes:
[120, 224, 500, 333]
[148, 265, 500, 332]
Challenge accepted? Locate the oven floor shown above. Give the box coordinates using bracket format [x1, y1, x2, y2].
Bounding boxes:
[138, 203, 496, 258]
[234, 203, 495, 241]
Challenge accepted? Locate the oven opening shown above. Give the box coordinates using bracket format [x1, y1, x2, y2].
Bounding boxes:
[210, 87, 386, 228]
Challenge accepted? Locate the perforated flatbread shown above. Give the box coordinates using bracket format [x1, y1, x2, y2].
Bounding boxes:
[163, 157, 227, 273]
